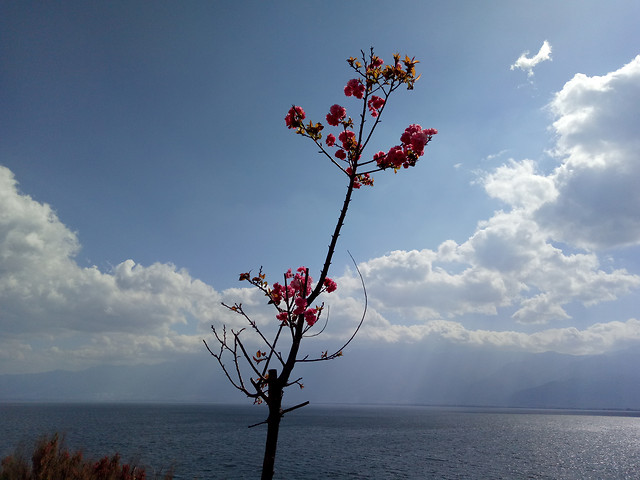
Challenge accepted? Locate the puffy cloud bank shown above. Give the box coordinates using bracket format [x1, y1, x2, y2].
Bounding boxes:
[334, 56, 640, 353]
[0, 165, 227, 373]
[2, 57, 640, 373]
[538, 55, 640, 249]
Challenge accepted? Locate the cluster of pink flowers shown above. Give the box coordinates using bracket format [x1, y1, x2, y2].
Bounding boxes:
[326, 133, 336, 147]
[367, 56, 384, 71]
[367, 95, 385, 117]
[345, 168, 373, 189]
[285, 106, 306, 129]
[401, 124, 437, 156]
[284, 52, 436, 189]
[332, 130, 357, 161]
[374, 124, 438, 170]
[326, 104, 347, 126]
[270, 267, 337, 326]
[338, 130, 356, 149]
[343, 78, 365, 99]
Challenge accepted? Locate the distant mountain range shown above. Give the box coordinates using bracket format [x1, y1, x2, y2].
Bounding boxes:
[2, 346, 640, 410]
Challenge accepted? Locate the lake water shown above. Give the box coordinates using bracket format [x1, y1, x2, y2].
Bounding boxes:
[1, 403, 639, 479]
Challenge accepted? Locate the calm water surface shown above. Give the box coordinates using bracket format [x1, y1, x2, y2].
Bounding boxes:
[1, 403, 639, 479]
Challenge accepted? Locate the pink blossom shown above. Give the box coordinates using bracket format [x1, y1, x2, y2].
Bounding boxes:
[338, 130, 356, 149]
[271, 283, 284, 305]
[344, 79, 365, 99]
[373, 151, 387, 168]
[359, 173, 374, 187]
[399, 124, 437, 157]
[326, 104, 347, 126]
[323, 277, 337, 293]
[326, 134, 336, 147]
[293, 296, 307, 315]
[285, 106, 305, 129]
[368, 57, 384, 69]
[386, 145, 407, 169]
[367, 95, 385, 117]
[411, 132, 428, 155]
[304, 308, 318, 326]
[276, 311, 289, 322]
[400, 124, 420, 144]
[290, 268, 313, 296]
[335, 149, 346, 160]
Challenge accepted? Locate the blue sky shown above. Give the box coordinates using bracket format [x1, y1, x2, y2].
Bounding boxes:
[1, 0, 640, 384]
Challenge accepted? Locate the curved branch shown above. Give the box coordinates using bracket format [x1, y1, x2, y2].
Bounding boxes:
[299, 250, 367, 363]
[303, 305, 329, 338]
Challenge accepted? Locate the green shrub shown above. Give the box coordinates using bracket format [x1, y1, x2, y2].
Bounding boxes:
[0, 434, 173, 480]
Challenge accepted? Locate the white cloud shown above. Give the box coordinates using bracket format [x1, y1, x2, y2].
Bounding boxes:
[537, 55, 640, 250]
[3, 56, 640, 372]
[342, 216, 637, 326]
[0, 165, 226, 373]
[483, 159, 557, 209]
[334, 56, 640, 339]
[510, 40, 552, 77]
[356, 316, 640, 356]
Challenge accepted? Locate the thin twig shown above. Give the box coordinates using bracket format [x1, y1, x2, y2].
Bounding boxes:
[298, 250, 367, 363]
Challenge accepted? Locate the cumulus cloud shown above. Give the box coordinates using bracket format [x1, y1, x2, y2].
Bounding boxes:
[3, 56, 640, 372]
[0, 165, 226, 373]
[335, 56, 640, 340]
[510, 40, 552, 77]
[356, 315, 640, 356]
[537, 55, 640, 249]
[343, 223, 637, 326]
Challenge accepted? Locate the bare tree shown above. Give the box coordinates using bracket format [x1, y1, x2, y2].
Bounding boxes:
[204, 48, 437, 480]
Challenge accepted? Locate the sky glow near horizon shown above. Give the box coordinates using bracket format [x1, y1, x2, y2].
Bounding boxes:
[1, 1, 639, 376]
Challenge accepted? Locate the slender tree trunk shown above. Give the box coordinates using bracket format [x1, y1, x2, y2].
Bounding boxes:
[260, 178, 355, 479]
[261, 369, 282, 480]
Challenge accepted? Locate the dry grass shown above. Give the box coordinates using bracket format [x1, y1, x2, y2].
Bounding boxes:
[0, 433, 173, 480]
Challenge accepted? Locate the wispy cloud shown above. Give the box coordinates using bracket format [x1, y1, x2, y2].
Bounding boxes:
[510, 40, 552, 77]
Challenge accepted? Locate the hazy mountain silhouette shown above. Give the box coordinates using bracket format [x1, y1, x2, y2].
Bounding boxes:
[1, 347, 639, 409]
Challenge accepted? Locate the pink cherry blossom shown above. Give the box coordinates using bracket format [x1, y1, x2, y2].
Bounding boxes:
[359, 173, 373, 187]
[271, 283, 284, 305]
[344, 79, 365, 99]
[326, 134, 336, 147]
[338, 130, 356, 149]
[386, 145, 407, 169]
[285, 106, 305, 129]
[323, 277, 337, 293]
[304, 308, 318, 326]
[367, 95, 385, 117]
[290, 268, 313, 296]
[335, 149, 346, 160]
[293, 296, 307, 315]
[326, 104, 347, 126]
[399, 124, 437, 157]
[368, 56, 384, 69]
[373, 151, 387, 168]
